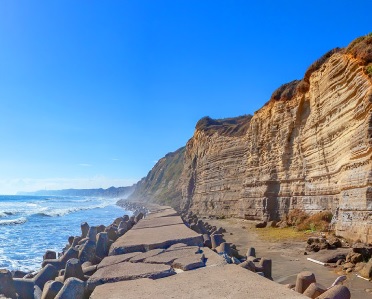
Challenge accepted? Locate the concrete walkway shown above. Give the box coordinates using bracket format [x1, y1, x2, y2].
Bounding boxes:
[90, 206, 306, 298]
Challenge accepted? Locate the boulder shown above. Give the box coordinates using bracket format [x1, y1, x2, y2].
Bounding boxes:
[359, 258, 372, 278]
[346, 251, 363, 264]
[255, 221, 267, 228]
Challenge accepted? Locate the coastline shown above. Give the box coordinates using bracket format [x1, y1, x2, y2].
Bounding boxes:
[0, 201, 357, 298]
[0, 195, 128, 273]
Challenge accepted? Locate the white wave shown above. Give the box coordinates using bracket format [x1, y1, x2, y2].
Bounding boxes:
[35, 202, 111, 217]
[0, 211, 15, 218]
[0, 217, 27, 226]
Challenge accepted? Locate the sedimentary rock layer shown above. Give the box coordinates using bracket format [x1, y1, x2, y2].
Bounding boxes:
[130, 36, 372, 242]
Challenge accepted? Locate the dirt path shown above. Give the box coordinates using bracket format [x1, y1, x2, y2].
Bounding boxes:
[207, 218, 372, 299]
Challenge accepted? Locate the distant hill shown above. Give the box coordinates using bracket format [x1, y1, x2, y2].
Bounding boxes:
[18, 185, 135, 198]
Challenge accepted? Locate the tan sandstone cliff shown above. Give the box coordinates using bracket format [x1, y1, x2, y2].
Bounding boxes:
[131, 35, 372, 242]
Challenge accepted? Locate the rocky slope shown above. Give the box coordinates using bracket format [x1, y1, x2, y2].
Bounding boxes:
[128, 147, 185, 207]
[131, 35, 372, 242]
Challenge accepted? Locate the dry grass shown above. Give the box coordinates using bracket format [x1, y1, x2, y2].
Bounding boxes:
[365, 63, 372, 77]
[281, 209, 333, 232]
[297, 211, 333, 232]
[255, 226, 311, 242]
[346, 33, 372, 64]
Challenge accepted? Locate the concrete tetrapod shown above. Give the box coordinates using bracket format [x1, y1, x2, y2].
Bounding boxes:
[55, 277, 86, 299]
[41, 281, 64, 299]
[295, 271, 316, 294]
[13, 264, 58, 299]
[63, 258, 85, 282]
[0, 269, 17, 299]
[42, 247, 79, 270]
[316, 285, 351, 299]
[96, 232, 110, 259]
[303, 282, 326, 298]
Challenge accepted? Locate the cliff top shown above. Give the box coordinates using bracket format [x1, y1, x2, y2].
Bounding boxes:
[195, 115, 252, 137]
[266, 33, 372, 107]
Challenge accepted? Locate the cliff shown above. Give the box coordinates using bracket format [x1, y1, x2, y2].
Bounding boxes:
[19, 186, 135, 198]
[131, 35, 372, 242]
[128, 147, 186, 207]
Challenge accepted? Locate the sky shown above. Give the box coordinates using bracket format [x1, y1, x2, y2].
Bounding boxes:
[0, 0, 371, 194]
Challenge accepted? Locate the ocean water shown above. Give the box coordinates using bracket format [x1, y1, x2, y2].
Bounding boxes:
[0, 195, 131, 272]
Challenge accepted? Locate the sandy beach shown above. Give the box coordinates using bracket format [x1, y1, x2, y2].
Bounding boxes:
[206, 218, 372, 299]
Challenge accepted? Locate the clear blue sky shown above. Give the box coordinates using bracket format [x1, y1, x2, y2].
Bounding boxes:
[0, 0, 371, 194]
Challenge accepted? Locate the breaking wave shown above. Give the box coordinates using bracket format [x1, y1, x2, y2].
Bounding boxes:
[0, 217, 27, 226]
[35, 203, 110, 217]
[0, 211, 16, 218]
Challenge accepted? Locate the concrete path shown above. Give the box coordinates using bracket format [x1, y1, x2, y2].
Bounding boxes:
[109, 210, 203, 255]
[91, 264, 306, 299]
[90, 205, 306, 298]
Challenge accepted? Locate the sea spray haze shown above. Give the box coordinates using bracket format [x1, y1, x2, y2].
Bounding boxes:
[0, 195, 131, 271]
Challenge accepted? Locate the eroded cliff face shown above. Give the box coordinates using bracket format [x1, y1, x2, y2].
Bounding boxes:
[181, 51, 372, 242]
[131, 36, 372, 242]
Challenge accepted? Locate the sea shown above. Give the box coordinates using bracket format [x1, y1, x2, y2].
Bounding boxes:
[0, 195, 131, 272]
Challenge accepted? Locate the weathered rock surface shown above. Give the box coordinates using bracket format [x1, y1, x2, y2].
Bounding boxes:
[129, 36, 372, 242]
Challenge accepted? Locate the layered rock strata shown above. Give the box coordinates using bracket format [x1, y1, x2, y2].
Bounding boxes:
[181, 51, 372, 242]
[130, 36, 372, 242]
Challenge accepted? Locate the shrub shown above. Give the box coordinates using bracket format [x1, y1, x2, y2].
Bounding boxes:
[346, 33, 372, 64]
[365, 64, 372, 77]
[297, 211, 333, 232]
[270, 80, 301, 102]
[283, 210, 333, 232]
[296, 80, 310, 93]
[285, 209, 309, 227]
[304, 48, 342, 83]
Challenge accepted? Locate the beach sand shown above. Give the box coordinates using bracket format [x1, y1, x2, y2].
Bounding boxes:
[206, 218, 372, 299]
